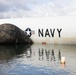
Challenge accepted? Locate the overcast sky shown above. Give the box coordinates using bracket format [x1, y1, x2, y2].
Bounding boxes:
[0, 0, 76, 18]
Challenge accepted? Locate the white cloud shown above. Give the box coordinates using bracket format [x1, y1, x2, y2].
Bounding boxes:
[0, 0, 76, 18]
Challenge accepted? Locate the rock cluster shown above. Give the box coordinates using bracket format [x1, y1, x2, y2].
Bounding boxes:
[0, 23, 33, 44]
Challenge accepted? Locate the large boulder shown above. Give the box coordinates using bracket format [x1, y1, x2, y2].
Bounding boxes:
[0, 23, 33, 44]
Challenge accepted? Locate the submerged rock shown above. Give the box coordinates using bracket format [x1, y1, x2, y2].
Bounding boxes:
[0, 23, 33, 44]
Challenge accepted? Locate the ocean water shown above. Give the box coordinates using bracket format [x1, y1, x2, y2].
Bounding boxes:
[0, 44, 76, 75]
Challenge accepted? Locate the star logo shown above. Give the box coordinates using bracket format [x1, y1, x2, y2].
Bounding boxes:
[25, 28, 32, 37]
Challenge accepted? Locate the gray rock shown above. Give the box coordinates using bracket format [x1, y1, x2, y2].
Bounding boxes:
[0, 23, 33, 44]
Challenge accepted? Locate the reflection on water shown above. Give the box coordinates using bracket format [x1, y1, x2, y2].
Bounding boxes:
[0, 44, 31, 63]
[38, 48, 60, 62]
[0, 44, 76, 75]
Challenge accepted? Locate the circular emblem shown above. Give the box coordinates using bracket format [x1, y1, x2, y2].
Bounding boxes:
[25, 28, 32, 37]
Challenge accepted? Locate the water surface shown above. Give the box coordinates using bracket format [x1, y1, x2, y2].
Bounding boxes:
[0, 44, 76, 75]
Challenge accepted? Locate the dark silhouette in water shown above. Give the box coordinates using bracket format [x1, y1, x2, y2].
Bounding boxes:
[58, 50, 61, 60]
[45, 49, 50, 61]
[52, 49, 54, 56]
[51, 49, 55, 61]
[0, 44, 31, 63]
[0, 44, 62, 64]
[38, 48, 61, 62]
[39, 48, 44, 60]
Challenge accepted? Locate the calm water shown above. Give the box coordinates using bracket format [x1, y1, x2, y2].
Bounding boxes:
[0, 44, 76, 75]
